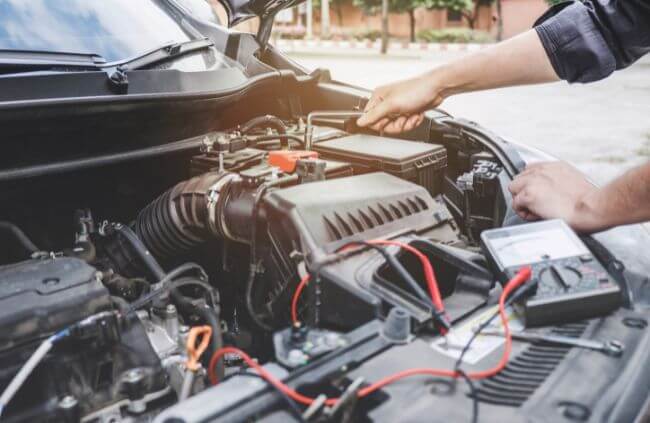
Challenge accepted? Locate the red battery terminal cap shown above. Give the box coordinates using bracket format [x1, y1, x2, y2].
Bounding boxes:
[268, 150, 319, 173]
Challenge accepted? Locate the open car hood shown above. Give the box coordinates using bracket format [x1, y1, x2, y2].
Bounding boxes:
[218, 0, 304, 26]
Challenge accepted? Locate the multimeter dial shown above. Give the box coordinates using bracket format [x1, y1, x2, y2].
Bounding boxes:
[538, 265, 581, 290]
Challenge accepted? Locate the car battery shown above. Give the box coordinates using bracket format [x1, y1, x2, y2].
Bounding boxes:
[190, 148, 353, 181]
[190, 148, 266, 175]
[312, 134, 447, 196]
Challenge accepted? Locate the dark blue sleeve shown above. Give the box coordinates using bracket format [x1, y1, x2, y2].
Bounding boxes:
[534, 0, 650, 83]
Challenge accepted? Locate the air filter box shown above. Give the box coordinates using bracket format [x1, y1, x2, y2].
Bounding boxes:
[313, 134, 447, 196]
[263, 172, 451, 260]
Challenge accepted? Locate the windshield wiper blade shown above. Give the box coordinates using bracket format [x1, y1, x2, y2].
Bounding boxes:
[0, 39, 214, 87]
[0, 38, 212, 74]
[0, 49, 106, 70]
[114, 38, 214, 71]
[102, 38, 214, 94]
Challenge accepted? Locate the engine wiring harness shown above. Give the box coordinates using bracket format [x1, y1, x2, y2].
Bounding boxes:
[290, 239, 451, 331]
[205, 234, 533, 420]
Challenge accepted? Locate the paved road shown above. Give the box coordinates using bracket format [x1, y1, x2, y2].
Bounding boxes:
[289, 51, 650, 184]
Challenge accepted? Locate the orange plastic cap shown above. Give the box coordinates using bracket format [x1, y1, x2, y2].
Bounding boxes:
[268, 150, 319, 173]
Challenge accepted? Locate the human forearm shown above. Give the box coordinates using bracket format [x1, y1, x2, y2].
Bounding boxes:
[357, 29, 559, 132]
[577, 163, 650, 231]
[428, 29, 559, 100]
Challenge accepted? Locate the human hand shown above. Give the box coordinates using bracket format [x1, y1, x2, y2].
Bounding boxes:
[356, 73, 445, 134]
[508, 161, 604, 233]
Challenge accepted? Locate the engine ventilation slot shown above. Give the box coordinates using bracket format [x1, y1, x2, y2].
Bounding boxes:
[323, 196, 431, 241]
[347, 212, 365, 233]
[358, 209, 376, 229]
[416, 196, 428, 210]
[397, 200, 411, 216]
[471, 322, 589, 407]
[389, 203, 404, 219]
[367, 206, 385, 226]
[334, 212, 354, 237]
[407, 197, 424, 213]
[323, 216, 343, 240]
[378, 203, 396, 222]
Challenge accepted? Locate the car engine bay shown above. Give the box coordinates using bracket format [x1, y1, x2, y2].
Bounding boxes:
[0, 109, 646, 423]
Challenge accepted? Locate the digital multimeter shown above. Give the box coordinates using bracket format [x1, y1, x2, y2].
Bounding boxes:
[481, 220, 621, 327]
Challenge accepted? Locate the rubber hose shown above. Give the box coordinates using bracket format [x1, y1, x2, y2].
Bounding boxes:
[239, 115, 289, 149]
[0, 221, 39, 256]
[249, 134, 304, 149]
[135, 172, 228, 260]
[110, 296, 130, 314]
[113, 224, 166, 281]
[245, 264, 273, 331]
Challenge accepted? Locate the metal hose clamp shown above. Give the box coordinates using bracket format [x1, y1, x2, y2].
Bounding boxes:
[206, 173, 240, 239]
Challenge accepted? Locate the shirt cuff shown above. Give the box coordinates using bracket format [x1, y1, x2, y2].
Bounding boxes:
[534, 2, 617, 83]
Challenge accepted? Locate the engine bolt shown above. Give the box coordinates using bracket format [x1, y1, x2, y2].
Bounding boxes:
[59, 395, 78, 409]
[287, 349, 308, 366]
[125, 368, 144, 382]
[58, 395, 80, 423]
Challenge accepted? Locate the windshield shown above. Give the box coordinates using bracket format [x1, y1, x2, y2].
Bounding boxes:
[0, 0, 196, 63]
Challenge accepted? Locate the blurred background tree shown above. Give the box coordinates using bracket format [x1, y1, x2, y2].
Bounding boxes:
[353, 0, 423, 42]
[313, 0, 347, 26]
[422, 0, 493, 30]
[313, 0, 501, 45]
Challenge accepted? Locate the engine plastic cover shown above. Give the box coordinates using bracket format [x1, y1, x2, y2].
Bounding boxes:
[264, 172, 450, 259]
[0, 257, 111, 351]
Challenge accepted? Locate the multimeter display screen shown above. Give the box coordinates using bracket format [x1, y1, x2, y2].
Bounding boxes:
[482, 220, 589, 269]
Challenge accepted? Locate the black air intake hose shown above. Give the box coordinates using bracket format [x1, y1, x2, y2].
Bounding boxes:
[135, 172, 255, 260]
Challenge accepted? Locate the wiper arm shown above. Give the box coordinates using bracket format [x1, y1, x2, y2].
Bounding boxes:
[0, 49, 106, 71]
[113, 38, 214, 71]
[102, 38, 214, 94]
[0, 39, 213, 89]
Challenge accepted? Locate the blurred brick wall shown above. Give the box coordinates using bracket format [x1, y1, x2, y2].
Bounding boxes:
[207, 0, 548, 40]
[323, 0, 548, 39]
[500, 0, 548, 39]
